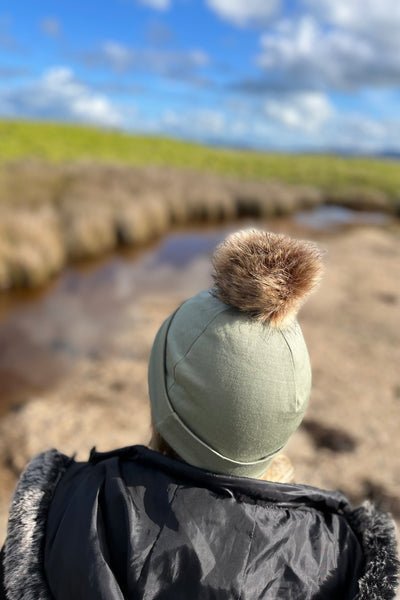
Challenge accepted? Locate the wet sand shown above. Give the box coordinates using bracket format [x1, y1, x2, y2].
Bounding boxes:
[0, 217, 399, 541]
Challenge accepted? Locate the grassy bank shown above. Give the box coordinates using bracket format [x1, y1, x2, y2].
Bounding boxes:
[0, 161, 327, 290]
[1, 120, 400, 199]
[0, 120, 399, 293]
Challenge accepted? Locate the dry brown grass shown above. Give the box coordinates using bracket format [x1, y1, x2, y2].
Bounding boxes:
[0, 206, 65, 289]
[229, 181, 305, 218]
[114, 202, 151, 246]
[0, 161, 396, 292]
[325, 186, 390, 212]
[61, 201, 117, 260]
[0, 162, 66, 208]
[185, 179, 235, 222]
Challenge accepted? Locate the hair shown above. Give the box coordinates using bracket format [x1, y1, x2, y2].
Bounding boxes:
[149, 423, 180, 460]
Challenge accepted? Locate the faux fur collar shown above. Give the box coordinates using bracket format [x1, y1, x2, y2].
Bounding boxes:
[3, 449, 72, 600]
[2, 449, 399, 599]
[349, 501, 400, 600]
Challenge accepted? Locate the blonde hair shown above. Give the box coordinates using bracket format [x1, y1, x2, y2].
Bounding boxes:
[149, 423, 180, 459]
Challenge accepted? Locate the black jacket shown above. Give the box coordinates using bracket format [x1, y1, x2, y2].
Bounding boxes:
[1, 445, 399, 599]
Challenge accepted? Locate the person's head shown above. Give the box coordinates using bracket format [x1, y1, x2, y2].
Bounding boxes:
[148, 229, 323, 479]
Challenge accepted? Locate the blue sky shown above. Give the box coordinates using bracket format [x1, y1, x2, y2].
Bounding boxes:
[1, 0, 400, 151]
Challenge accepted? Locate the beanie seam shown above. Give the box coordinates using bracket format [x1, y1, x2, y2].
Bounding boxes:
[279, 329, 298, 410]
[169, 301, 232, 388]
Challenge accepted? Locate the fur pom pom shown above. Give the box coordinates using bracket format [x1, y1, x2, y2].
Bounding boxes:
[211, 229, 324, 326]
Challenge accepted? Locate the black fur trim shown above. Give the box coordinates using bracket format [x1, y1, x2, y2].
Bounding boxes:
[3, 449, 73, 600]
[349, 501, 400, 600]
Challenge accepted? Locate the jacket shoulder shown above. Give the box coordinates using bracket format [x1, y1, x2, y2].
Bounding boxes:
[3, 449, 74, 600]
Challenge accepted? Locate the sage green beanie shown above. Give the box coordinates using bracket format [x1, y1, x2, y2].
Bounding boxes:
[148, 229, 323, 478]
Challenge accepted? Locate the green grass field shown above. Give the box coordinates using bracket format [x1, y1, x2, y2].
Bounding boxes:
[1, 120, 399, 199]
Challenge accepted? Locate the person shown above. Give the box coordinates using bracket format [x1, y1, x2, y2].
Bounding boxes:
[0, 229, 399, 599]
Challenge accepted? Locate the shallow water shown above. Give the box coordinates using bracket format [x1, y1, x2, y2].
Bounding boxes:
[0, 208, 393, 413]
[295, 205, 390, 229]
[0, 226, 231, 412]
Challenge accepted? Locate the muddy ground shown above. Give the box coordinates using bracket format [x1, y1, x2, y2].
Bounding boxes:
[0, 222, 399, 542]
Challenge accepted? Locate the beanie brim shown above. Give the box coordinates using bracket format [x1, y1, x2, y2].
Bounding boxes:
[148, 310, 282, 479]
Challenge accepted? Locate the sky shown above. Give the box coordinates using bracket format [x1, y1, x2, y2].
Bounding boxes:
[1, 0, 400, 152]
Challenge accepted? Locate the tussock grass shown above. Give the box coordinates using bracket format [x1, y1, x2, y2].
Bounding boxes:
[0, 206, 65, 288]
[0, 120, 399, 292]
[62, 203, 117, 259]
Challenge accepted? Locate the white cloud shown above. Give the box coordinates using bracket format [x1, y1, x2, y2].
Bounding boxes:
[336, 115, 387, 146]
[1, 67, 123, 127]
[257, 16, 400, 90]
[318, 114, 400, 153]
[305, 0, 400, 47]
[206, 0, 280, 27]
[102, 41, 134, 72]
[130, 100, 323, 149]
[137, 0, 170, 10]
[136, 91, 400, 152]
[162, 108, 226, 138]
[84, 41, 209, 81]
[264, 92, 333, 132]
[129, 105, 273, 147]
[123, 98, 400, 152]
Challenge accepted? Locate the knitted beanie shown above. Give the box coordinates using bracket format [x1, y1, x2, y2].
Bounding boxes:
[148, 229, 323, 478]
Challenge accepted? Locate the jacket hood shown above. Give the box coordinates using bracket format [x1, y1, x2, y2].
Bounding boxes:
[3, 445, 399, 600]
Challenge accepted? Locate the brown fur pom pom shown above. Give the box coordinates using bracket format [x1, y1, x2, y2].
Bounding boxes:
[211, 229, 324, 326]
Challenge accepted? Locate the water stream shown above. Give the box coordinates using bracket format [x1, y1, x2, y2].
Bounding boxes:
[0, 207, 392, 414]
